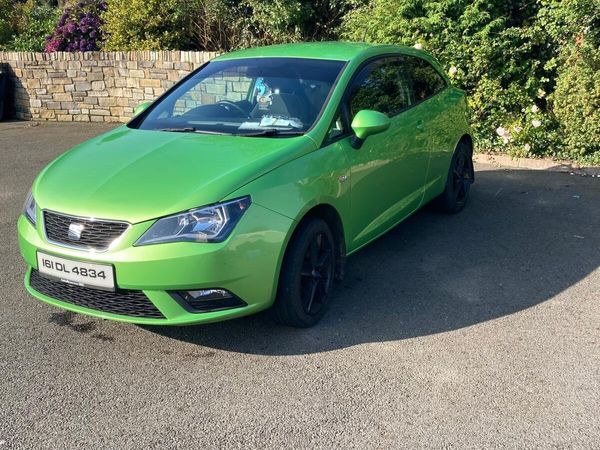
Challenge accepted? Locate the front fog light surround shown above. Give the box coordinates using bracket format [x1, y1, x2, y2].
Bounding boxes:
[170, 289, 247, 313]
[136, 196, 251, 245]
[23, 189, 37, 225]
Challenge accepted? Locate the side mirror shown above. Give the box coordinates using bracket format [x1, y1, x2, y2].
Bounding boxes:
[350, 109, 391, 149]
[133, 101, 152, 117]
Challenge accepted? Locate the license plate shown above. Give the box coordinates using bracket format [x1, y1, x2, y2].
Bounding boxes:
[36, 252, 115, 291]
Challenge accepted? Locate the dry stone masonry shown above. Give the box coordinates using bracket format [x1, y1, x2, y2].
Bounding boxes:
[0, 51, 219, 122]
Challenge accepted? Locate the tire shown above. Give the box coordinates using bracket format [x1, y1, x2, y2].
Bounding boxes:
[273, 218, 336, 328]
[436, 142, 474, 213]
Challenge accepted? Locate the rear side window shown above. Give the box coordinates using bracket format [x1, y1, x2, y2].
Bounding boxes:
[348, 58, 412, 118]
[403, 56, 446, 101]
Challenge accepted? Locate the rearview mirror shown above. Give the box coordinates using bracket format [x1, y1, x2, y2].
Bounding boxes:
[133, 101, 152, 117]
[350, 110, 391, 149]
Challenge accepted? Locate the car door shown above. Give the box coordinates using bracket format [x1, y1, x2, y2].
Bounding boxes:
[402, 55, 452, 199]
[342, 56, 431, 250]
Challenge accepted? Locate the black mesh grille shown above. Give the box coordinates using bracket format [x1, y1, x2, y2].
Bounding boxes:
[43, 211, 129, 251]
[29, 269, 164, 318]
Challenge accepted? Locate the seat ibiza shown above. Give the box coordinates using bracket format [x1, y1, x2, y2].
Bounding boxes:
[18, 42, 474, 327]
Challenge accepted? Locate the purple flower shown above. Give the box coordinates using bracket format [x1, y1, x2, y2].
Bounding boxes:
[45, 0, 104, 53]
[58, 11, 69, 27]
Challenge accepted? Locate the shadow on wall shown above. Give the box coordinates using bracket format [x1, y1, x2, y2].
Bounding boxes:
[1, 64, 30, 121]
[140, 168, 598, 355]
[0, 63, 10, 119]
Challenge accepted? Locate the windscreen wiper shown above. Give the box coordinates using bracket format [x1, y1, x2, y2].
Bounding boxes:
[159, 127, 231, 135]
[238, 129, 304, 137]
[159, 127, 198, 133]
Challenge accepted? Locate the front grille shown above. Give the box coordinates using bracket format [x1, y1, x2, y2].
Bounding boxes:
[29, 269, 164, 319]
[43, 210, 129, 251]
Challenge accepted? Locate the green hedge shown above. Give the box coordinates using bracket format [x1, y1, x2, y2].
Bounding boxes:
[10, 1, 61, 52]
[101, 0, 186, 51]
[100, 0, 353, 51]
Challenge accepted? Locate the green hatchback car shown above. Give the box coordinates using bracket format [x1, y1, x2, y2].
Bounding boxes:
[18, 42, 474, 327]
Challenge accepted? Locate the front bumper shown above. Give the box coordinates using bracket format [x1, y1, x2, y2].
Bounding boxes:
[17, 203, 294, 325]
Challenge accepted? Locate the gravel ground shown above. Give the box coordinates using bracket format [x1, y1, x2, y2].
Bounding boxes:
[0, 121, 599, 449]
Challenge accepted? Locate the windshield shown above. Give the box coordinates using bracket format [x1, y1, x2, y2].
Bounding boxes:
[134, 57, 346, 136]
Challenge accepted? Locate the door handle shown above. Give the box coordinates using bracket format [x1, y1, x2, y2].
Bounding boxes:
[416, 120, 426, 132]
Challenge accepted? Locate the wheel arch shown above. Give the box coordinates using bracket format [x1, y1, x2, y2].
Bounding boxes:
[283, 203, 347, 283]
[457, 133, 475, 181]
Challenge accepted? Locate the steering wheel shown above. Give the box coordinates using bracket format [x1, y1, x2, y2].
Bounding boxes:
[216, 100, 249, 118]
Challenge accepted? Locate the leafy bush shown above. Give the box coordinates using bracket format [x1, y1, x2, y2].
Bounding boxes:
[226, 0, 355, 49]
[544, 0, 600, 163]
[341, 0, 600, 162]
[102, 0, 355, 51]
[44, 1, 106, 52]
[10, 1, 61, 52]
[101, 0, 187, 50]
[0, 0, 18, 49]
[180, 0, 244, 51]
[551, 46, 600, 164]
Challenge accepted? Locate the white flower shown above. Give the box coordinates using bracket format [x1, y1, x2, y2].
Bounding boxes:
[496, 127, 511, 144]
[531, 119, 542, 128]
[448, 66, 458, 76]
[414, 43, 423, 50]
[531, 105, 539, 113]
[514, 126, 523, 133]
[537, 89, 546, 98]
[496, 127, 510, 138]
[524, 143, 531, 152]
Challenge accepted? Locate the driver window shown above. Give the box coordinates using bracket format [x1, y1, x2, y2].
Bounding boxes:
[348, 58, 412, 119]
[172, 70, 252, 117]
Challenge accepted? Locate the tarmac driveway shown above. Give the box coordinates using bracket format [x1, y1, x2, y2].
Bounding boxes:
[0, 122, 599, 448]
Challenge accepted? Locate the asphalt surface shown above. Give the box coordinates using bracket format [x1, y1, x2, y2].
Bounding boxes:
[0, 121, 599, 449]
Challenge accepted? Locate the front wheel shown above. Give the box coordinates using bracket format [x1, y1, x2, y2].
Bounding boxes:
[436, 142, 474, 213]
[273, 218, 335, 328]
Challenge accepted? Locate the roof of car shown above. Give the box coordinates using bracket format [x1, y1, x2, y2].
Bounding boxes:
[213, 41, 406, 62]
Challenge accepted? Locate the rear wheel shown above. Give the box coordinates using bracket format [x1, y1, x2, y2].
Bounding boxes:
[436, 142, 473, 213]
[273, 218, 335, 328]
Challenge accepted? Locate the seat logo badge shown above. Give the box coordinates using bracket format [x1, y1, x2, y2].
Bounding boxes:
[68, 223, 85, 241]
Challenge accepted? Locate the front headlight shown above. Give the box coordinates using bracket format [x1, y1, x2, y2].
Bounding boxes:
[135, 196, 251, 245]
[23, 189, 36, 225]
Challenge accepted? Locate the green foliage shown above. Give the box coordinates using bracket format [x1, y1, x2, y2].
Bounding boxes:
[181, 0, 245, 51]
[551, 46, 600, 164]
[103, 0, 355, 51]
[10, 1, 61, 51]
[0, 0, 18, 49]
[341, 0, 600, 163]
[101, 0, 187, 50]
[543, 0, 600, 163]
[238, 0, 354, 47]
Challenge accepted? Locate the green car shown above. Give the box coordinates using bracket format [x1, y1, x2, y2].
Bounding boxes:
[18, 42, 474, 328]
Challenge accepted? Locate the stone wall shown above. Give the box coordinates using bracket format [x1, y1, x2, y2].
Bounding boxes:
[0, 51, 220, 122]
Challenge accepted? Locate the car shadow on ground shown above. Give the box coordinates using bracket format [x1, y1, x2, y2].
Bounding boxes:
[144, 168, 599, 355]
